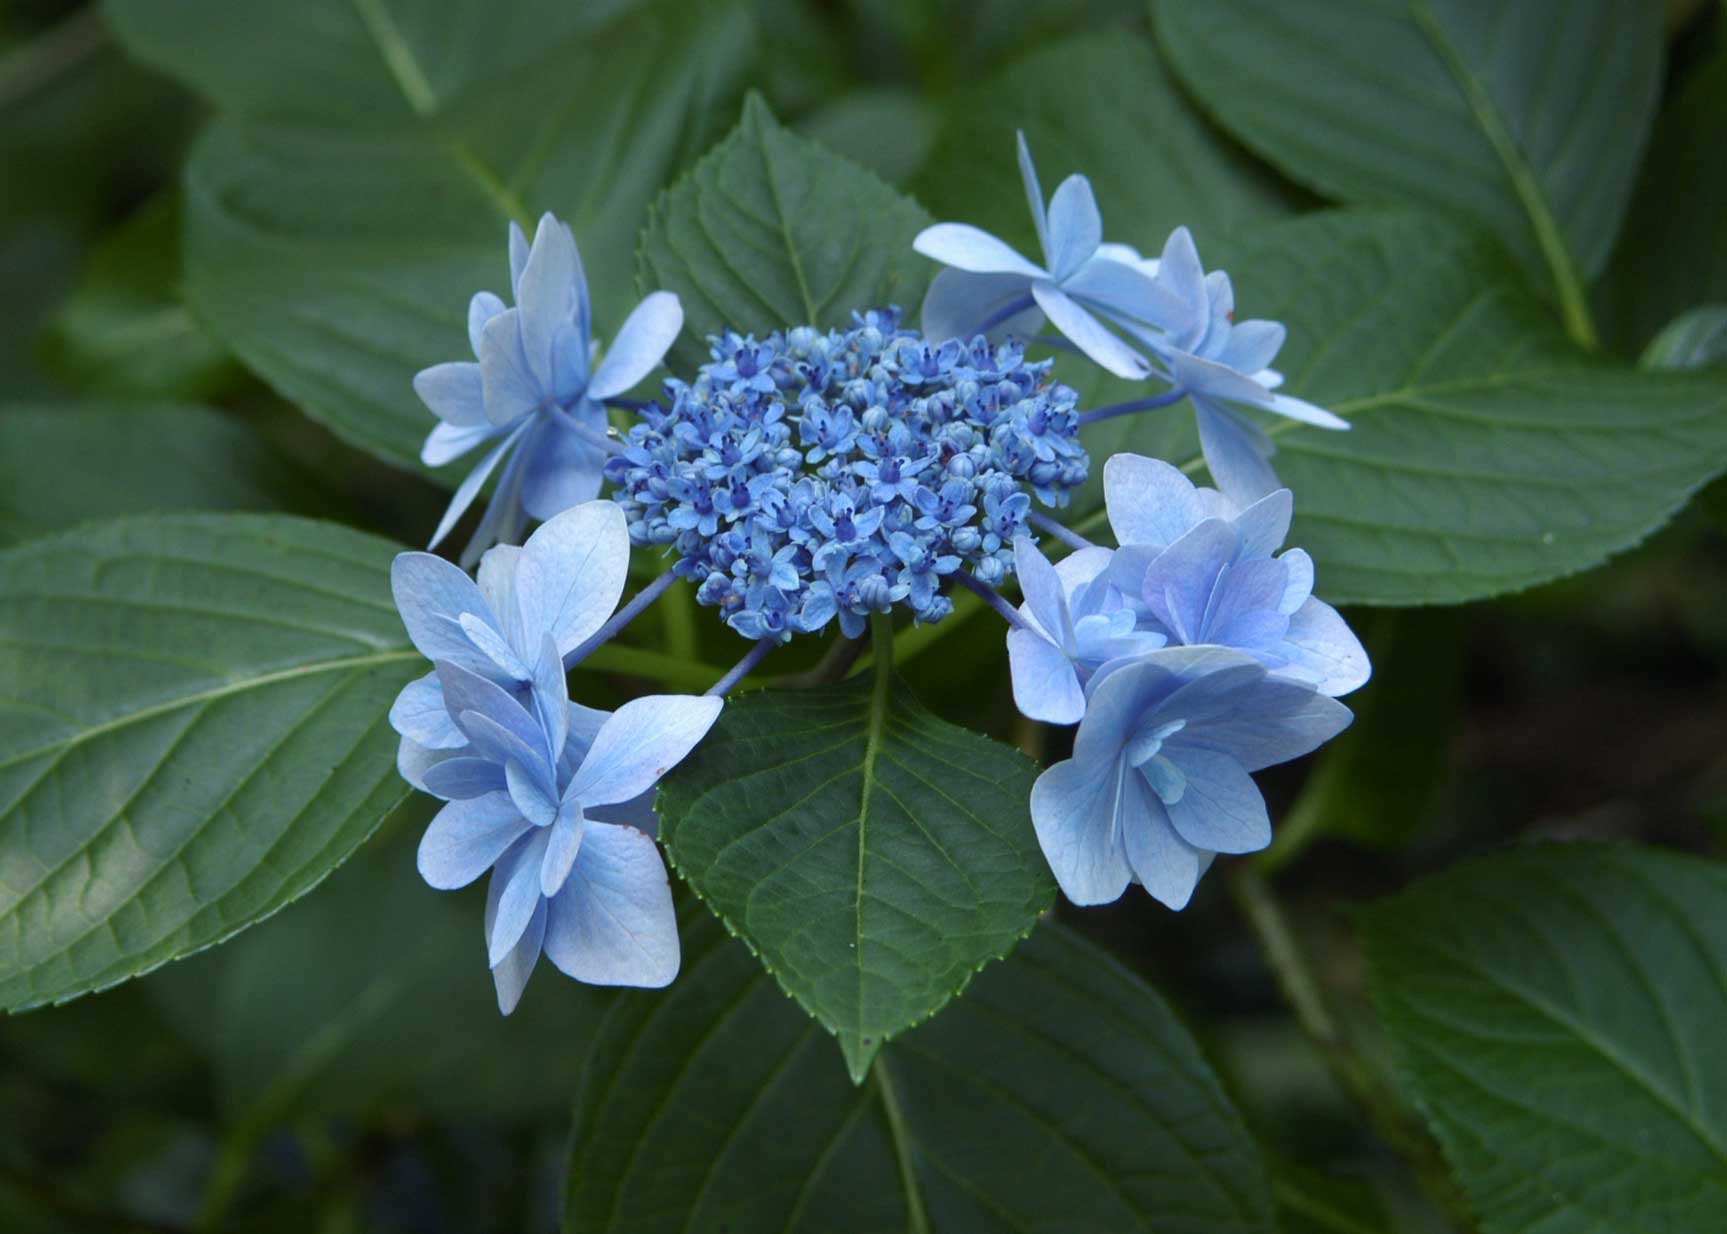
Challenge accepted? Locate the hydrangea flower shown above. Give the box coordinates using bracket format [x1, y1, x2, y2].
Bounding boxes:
[404, 649, 720, 1011]
[1030, 646, 1351, 909]
[389, 502, 629, 753]
[606, 309, 1089, 640]
[913, 133, 1163, 378]
[413, 213, 683, 564]
[1006, 537, 1165, 725]
[1108, 227, 1349, 500]
[1102, 454, 1369, 696]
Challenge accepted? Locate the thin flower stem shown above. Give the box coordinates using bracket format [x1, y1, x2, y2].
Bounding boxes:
[563, 569, 677, 670]
[1229, 867, 1478, 1232]
[567, 422, 626, 456]
[949, 571, 1028, 631]
[1075, 389, 1186, 426]
[706, 636, 778, 697]
[973, 292, 1037, 336]
[1028, 510, 1092, 551]
[771, 633, 865, 688]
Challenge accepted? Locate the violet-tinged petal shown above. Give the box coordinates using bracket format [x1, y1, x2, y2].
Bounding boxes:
[1158, 747, 1271, 854]
[1280, 597, 1371, 697]
[418, 792, 532, 890]
[920, 268, 1042, 345]
[1120, 783, 1208, 910]
[1007, 627, 1086, 725]
[518, 412, 606, 521]
[478, 308, 542, 427]
[1103, 453, 1208, 549]
[1012, 536, 1069, 644]
[1029, 759, 1134, 905]
[1231, 488, 1294, 560]
[542, 821, 680, 987]
[1140, 519, 1238, 643]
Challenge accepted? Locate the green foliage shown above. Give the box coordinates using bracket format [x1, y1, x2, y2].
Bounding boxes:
[1359, 845, 1727, 1234]
[0, 402, 306, 546]
[638, 95, 935, 372]
[0, 514, 419, 1011]
[1154, 0, 1662, 343]
[659, 651, 1051, 1081]
[565, 905, 1276, 1233]
[108, 0, 755, 472]
[1085, 210, 1727, 605]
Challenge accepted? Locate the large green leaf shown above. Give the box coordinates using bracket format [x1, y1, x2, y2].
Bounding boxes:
[912, 31, 1294, 257]
[0, 402, 303, 546]
[565, 907, 1276, 1234]
[1075, 210, 1727, 605]
[1358, 845, 1727, 1234]
[148, 816, 612, 1125]
[1605, 53, 1727, 354]
[636, 95, 935, 372]
[152, 0, 752, 472]
[658, 649, 1052, 1081]
[0, 514, 420, 1010]
[1154, 0, 1662, 344]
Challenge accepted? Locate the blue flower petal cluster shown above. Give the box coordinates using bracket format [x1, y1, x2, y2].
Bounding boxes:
[413, 214, 683, 565]
[390, 502, 721, 1010]
[604, 309, 1088, 641]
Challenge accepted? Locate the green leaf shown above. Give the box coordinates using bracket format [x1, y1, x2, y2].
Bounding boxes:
[658, 647, 1052, 1081]
[1642, 307, 1727, 372]
[148, 815, 612, 1125]
[0, 402, 305, 547]
[158, 0, 752, 472]
[912, 31, 1295, 257]
[637, 95, 935, 373]
[0, 514, 421, 1010]
[40, 195, 239, 400]
[795, 88, 937, 187]
[1154, 0, 1663, 345]
[1074, 210, 1727, 605]
[1605, 53, 1727, 353]
[565, 908, 1276, 1234]
[1358, 844, 1727, 1234]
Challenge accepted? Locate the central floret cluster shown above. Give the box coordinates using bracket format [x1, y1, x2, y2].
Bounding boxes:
[605, 309, 1088, 641]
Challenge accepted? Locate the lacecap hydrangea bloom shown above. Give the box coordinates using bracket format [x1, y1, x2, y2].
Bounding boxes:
[412, 214, 683, 565]
[606, 308, 1088, 641]
[914, 134, 1348, 502]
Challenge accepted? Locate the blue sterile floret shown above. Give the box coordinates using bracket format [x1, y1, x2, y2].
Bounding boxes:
[604, 308, 1090, 641]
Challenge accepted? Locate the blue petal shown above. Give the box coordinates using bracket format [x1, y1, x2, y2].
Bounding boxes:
[1279, 597, 1371, 697]
[1012, 536, 1069, 644]
[487, 829, 551, 966]
[920, 268, 1042, 345]
[1231, 489, 1293, 559]
[478, 309, 542, 427]
[458, 435, 533, 570]
[1156, 226, 1206, 316]
[518, 412, 606, 522]
[1157, 748, 1270, 854]
[1218, 318, 1286, 375]
[1029, 758, 1134, 905]
[490, 895, 546, 1015]
[422, 419, 497, 467]
[1119, 779, 1208, 910]
[1103, 453, 1207, 549]
[540, 799, 586, 897]
[588, 291, 683, 400]
[565, 695, 723, 808]
[388, 672, 465, 749]
[506, 758, 560, 829]
[1007, 627, 1085, 725]
[1139, 519, 1238, 644]
[421, 756, 507, 800]
[507, 220, 531, 295]
[1031, 282, 1150, 379]
[1267, 391, 1350, 430]
[1194, 402, 1280, 505]
[426, 421, 527, 553]
[542, 821, 680, 987]
[468, 291, 506, 355]
[1063, 254, 1183, 330]
[417, 792, 531, 890]
[515, 499, 630, 655]
[529, 635, 570, 764]
[413, 361, 488, 427]
[1044, 174, 1101, 282]
[1016, 130, 1051, 264]
[913, 223, 1047, 278]
[517, 214, 578, 392]
[390, 552, 499, 672]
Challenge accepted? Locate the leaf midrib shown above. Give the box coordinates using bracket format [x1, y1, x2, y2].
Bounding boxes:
[850, 617, 894, 1072]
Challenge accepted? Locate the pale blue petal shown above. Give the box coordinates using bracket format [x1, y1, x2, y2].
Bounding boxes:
[397, 734, 456, 793]
[1016, 130, 1050, 263]
[1159, 748, 1270, 854]
[1012, 536, 1068, 643]
[565, 695, 723, 808]
[469, 291, 506, 355]
[1280, 597, 1371, 697]
[1195, 402, 1280, 504]
[1029, 758, 1134, 905]
[919, 267, 1041, 344]
[559, 702, 613, 782]
[460, 611, 531, 680]
[413, 361, 488, 427]
[518, 412, 606, 522]
[542, 821, 679, 987]
[1069, 656, 1185, 768]
[588, 291, 683, 400]
[1140, 519, 1237, 643]
[913, 223, 1047, 278]
[540, 799, 586, 897]
[426, 421, 526, 553]
[1031, 282, 1151, 379]
[490, 896, 545, 1015]
[1175, 350, 1282, 408]
[1044, 174, 1101, 282]
[478, 309, 542, 427]
[1064, 254, 1184, 329]
[506, 758, 560, 828]
[1103, 453, 1206, 548]
[1231, 489, 1293, 559]
[1275, 547, 1315, 614]
[459, 440, 533, 570]
[517, 214, 577, 391]
[437, 660, 542, 760]
[508, 221, 530, 295]
[1218, 319, 1286, 375]
[515, 499, 631, 654]
[422, 419, 497, 467]
[390, 552, 498, 670]
[488, 829, 550, 966]
[418, 792, 531, 890]
[529, 635, 569, 764]
[1008, 627, 1085, 725]
[1157, 226, 1206, 315]
[388, 672, 465, 749]
[1120, 780, 1207, 910]
[1181, 678, 1354, 771]
[475, 544, 522, 635]
[422, 756, 507, 800]
[1266, 391, 1350, 430]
